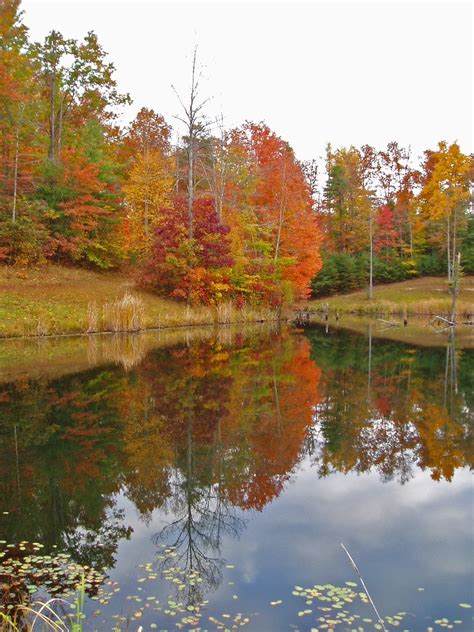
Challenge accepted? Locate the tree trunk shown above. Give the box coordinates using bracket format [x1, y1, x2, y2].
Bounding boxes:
[49, 71, 56, 161]
[368, 208, 374, 299]
[188, 136, 194, 240]
[452, 203, 458, 280]
[450, 252, 461, 323]
[274, 161, 287, 263]
[57, 92, 64, 160]
[175, 148, 180, 193]
[12, 124, 20, 222]
[446, 212, 451, 284]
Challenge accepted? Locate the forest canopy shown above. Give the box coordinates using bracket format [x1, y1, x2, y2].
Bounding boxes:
[0, 0, 472, 306]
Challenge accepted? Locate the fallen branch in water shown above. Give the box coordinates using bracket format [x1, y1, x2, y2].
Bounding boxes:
[430, 315, 455, 327]
[377, 318, 400, 327]
[341, 543, 387, 632]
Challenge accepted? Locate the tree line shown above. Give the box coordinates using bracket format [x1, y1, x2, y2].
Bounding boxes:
[314, 142, 473, 296]
[1, 0, 472, 305]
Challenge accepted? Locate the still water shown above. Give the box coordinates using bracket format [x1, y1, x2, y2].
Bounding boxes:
[0, 324, 472, 631]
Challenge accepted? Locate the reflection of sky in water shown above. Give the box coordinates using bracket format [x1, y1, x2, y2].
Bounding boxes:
[91, 463, 473, 631]
[1, 327, 473, 630]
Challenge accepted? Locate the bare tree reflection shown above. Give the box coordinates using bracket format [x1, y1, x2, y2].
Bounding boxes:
[152, 413, 246, 606]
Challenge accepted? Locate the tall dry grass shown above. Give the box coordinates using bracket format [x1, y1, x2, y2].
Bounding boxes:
[101, 293, 145, 332]
[310, 298, 473, 319]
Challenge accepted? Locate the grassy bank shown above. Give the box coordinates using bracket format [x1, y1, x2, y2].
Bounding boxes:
[0, 265, 281, 338]
[308, 276, 474, 318]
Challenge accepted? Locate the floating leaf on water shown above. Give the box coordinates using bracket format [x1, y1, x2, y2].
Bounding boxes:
[458, 604, 471, 608]
[345, 582, 357, 587]
[270, 600, 282, 606]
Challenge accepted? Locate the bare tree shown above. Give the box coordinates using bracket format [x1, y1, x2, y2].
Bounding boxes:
[300, 158, 320, 209]
[172, 47, 211, 239]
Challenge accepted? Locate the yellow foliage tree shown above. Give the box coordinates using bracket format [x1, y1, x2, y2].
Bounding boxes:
[123, 150, 173, 260]
[419, 142, 472, 282]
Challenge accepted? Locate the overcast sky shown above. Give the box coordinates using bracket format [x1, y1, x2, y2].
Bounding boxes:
[22, 0, 473, 162]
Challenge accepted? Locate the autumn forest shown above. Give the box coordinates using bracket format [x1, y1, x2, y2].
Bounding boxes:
[1, 1, 474, 629]
[1, 0, 472, 309]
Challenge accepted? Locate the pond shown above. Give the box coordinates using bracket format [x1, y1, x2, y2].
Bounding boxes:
[0, 323, 472, 631]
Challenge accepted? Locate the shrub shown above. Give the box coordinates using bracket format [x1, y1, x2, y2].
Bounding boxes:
[416, 253, 447, 276]
[373, 257, 407, 283]
[311, 252, 367, 296]
[0, 215, 49, 266]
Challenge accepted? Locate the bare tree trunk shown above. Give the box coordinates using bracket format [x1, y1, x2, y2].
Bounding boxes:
[452, 203, 458, 280]
[188, 137, 194, 239]
[57, 92, 64, 160]
[175, 142, 180, 193]
[172, 48, 210, 242]
[12, 124, 20, 222]
[446, 212, 451, 284]
[212, 152, 224, 222]
[368, 206, 374, 299]
[450, 252, 461, 323]
[144, 151, 150, 236]
[49, 71, 56, 161]
[274, 160, 287, 263]
[408, 220, 413, 258]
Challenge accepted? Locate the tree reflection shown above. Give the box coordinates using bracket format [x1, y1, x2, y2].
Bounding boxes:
[0, 324, 472, 616]
[305, 325, 473, 483]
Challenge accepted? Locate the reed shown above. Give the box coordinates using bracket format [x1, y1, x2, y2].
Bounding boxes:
[0, 574, 85, 632]
[86, 302, 98, 333]
[103, 293, 145, 333]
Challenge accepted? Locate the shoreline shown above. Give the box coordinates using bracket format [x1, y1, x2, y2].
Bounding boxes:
[0, 315, 285, 342]
[1, 267, 473, 340]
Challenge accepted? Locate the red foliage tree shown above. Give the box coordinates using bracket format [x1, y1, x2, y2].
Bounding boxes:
[141, 195, 234, 303]
[375, 203, 399, 261]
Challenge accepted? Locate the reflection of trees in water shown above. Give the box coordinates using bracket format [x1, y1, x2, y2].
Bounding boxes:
[305, 325, 473, 483]
[444, 327, 458, 411]
[153, 465, 246, 605]
[0, 369, 132, 562]
[129, 333, 316, 603]
[0, 326, 472, 615]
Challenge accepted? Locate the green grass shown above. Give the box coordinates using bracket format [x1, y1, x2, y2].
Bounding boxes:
[0, 265, 280, 338]
[308, 276, 474, 318]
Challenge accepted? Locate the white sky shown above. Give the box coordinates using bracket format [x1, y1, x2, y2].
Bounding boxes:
[22, 0, 473, 162]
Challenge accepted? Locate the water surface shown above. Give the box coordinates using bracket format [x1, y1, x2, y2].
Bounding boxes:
[0, 324, 472, 631]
